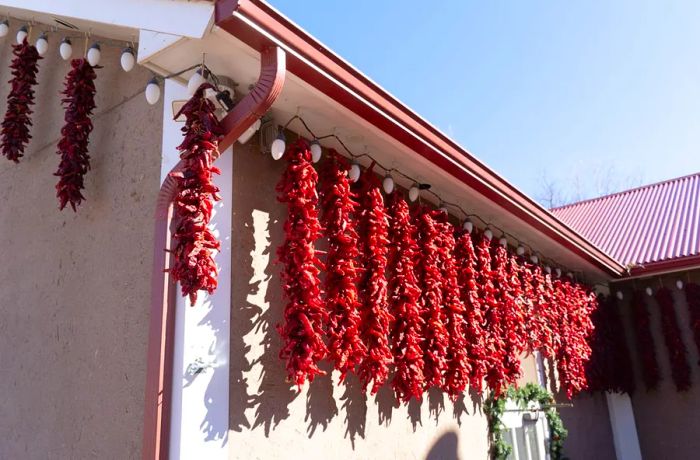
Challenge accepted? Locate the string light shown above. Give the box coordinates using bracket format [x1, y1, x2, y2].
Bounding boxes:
[645, 287, 653, 296]
[484, 229, 493, 241]
[271, 131, 286, 160]
[382, 174, 395, 194]
[499, 236, 508, 247]
[544, 265, 551, 274]
[616, 291, 624, 300]
[408, 184, 419, 202]
[59, 38, 72, 60]
[87, 42, 101, 66]
[237, 118, 261, 144]
[16, 25, 27, 44]
[0, 20, 8, 37]
[269, 114, 587, 281]
[348, 163, 361, 183]
[120, 46, 135, 72]
[145, 77, 161, 105]
[35, 33, 48, 56]
[309, 139, 322, 163]
[555, 268, 562, 277]
[463, 219, 474, 233]
[676, 280, 684, 290]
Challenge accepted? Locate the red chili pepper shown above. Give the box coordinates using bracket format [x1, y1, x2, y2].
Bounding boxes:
[455, 229, 488, 395]
[169, 83, 224, 304]
[276, 138, 328, 389]
[415, 206, 450, 390]
[1, 39, 41, 163]
[54, 58, 97, 211]
[656, 287, 691, 392]
[387, 192, 425, 402]
[356, 167, 392, 394]
[630, 289, 660, 390]
[438, 218, 470, 400]
[319, 150, 366, 381]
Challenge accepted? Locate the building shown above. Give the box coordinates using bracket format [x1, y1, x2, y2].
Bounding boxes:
[0, 1, 695, 459]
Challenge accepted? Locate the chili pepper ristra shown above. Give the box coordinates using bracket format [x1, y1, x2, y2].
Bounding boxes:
[319, 150, 366, 381]
[169, 83, 224, 304]
[54, 58, 97, 211]
[276, 138, 328, 388]
[1, 38, 41, 163]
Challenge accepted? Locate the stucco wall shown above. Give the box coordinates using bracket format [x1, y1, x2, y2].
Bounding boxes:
[559, 393, 616, 460]
[0, 33, 162, 459]
[228, 141, 548, 460]
[616, 272, 700, 460]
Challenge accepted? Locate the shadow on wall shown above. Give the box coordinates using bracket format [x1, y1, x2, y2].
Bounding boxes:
[227, 147, 477, 448]
[426, 432, 461, 460]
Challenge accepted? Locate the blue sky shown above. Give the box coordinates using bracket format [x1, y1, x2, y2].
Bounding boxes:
[269, 0, 700, 205]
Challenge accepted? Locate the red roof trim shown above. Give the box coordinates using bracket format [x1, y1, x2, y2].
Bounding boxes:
[215, 0, 624, 276]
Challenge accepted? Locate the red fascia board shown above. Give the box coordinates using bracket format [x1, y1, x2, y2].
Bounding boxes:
[215, 0, 624, 277]
[627, 254, 700, 277]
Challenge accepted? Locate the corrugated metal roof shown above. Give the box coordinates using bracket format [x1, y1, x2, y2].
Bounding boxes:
[551, 173, 700, 268]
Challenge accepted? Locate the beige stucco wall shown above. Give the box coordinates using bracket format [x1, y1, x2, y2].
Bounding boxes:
[228, 141, 547, 460]
[616, 271, 700, 460]
[0, 33, 162, 459]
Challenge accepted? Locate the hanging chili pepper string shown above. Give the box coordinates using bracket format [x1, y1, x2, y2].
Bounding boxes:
[387, 192, 425, 402]
[415, 206, 450, 390]
[1, 37, 41, 163]
[455, 229, 488, 394]
[356, 165, 393, 394]
[276, 138, 328, 388]
[439, 218, 470, 400]
[656, 287, 691, 392]
[169, 83, 223, 304]
[476, 233, 507, 396]
[319, 150, 366, 381]
[54, 58, 97, 211]
[493, 243, 524, 385]
[630, 290, 660, 391]
[684, 282, 700, 365]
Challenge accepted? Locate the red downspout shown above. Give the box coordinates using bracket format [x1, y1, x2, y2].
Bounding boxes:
[142, 45, 285, 460]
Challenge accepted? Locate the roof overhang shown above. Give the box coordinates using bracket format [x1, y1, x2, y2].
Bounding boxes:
[213, 0, 624, 281]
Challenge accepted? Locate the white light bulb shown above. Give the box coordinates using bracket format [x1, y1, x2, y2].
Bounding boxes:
[120, 47, 135, 72]
[408, 185, 419, 202]
[516, 245, 525, 256]
[382, 175, 394, 194]
[348, 163, 361, 183]
[463, 220, 473, 233]
[530, 255, 539, 264]
[237, 118, 261, 144]
[271, 133, 286, 160]
[438, 206, 448, 214]
[645, 287, 653, 297]
[676, 280, 684, 290]
[35, 34, 48, 56]
[145, 78, 160, 105]
[0, 21, 8, 37]
[16, 26, 27, 44]
[566, 271, 573, 278]
[544, 265, 551, 274]
[499, 237, 508, 247]
[484, 229, 493, 241]
[87, 43, 101, 66]
[616, 291, 624, 300]
[555, 268, 562, 277]
[309, 140, 322, 163]
[187, 69, 207, 96]
[59, 38, 72, 60]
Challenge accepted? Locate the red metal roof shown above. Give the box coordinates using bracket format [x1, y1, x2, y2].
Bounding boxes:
[551, 173, 700, 273]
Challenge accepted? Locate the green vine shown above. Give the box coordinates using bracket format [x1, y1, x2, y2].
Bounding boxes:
[484, 383, 568, 460]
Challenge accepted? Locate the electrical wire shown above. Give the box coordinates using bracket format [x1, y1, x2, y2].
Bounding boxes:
[280, 113, 593, 284]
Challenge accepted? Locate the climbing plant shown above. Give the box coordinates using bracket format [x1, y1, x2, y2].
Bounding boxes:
[484, 383, 568, 460]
